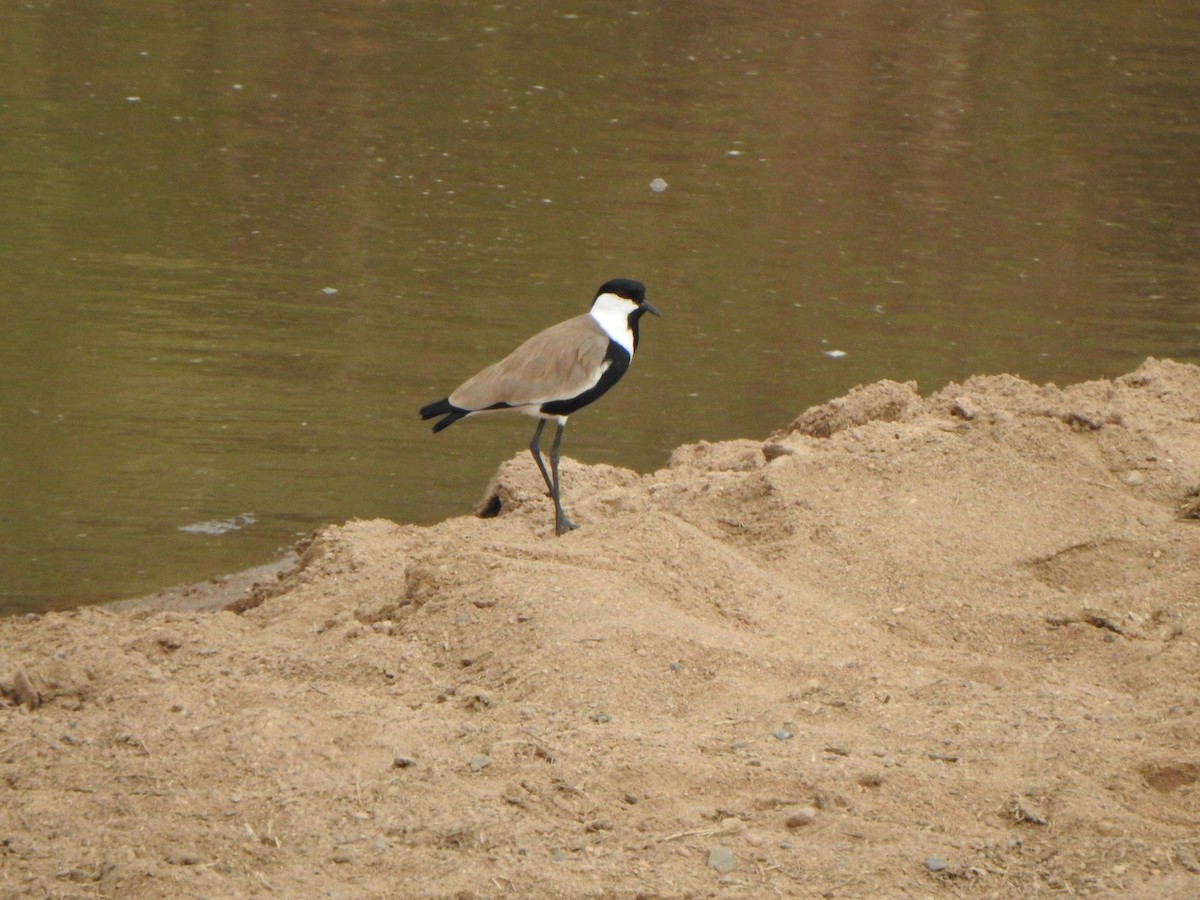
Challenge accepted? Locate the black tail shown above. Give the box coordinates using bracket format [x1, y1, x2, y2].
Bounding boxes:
[419, 398, 469, 433]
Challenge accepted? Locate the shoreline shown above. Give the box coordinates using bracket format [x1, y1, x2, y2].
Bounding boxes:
[102, 552, 299, 615]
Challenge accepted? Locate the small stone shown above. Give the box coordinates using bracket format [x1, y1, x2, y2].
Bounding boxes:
[717, 817, 745, 835]
[707, 845, 735, 873]
[1125, 471, 1145, 486]
[785, 806, 817, 828]
[772, 729, 793, 741]
[924, 856, 948, 872]
[469, 754, 491, 772]
[392, 756, 417, 769]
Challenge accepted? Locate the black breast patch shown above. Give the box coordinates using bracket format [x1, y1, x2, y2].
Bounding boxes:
[539, 340, 631, 417]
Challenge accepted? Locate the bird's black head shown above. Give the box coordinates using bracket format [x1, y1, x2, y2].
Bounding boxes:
[595, 278, 646, 304]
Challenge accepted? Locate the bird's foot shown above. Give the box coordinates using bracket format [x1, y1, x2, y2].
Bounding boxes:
[554, 515, 579, 536]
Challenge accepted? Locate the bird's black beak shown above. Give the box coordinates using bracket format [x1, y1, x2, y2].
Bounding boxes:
[641, 301, 661, 317]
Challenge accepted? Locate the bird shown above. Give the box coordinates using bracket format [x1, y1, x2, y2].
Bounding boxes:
[420, 278, 660, 536]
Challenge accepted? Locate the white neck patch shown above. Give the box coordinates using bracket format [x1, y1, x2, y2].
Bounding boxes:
[589, 292, 638, 354]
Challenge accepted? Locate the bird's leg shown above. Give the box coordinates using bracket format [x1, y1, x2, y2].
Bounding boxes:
[528, 419, 554, 497]
[549, 420, 579, 535]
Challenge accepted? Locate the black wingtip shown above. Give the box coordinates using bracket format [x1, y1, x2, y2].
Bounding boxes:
[420, 398, 469, 433]
[419, 398, 452, 419]
[432, 411, 469, 433]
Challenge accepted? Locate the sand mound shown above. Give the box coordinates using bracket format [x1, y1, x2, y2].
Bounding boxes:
[3, 358, 1200, 897]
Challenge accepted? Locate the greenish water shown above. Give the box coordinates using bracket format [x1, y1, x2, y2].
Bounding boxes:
[2, 2, 1198, 613]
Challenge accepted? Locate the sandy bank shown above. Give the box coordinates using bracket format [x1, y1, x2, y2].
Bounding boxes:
[3, 358, 1200, 897]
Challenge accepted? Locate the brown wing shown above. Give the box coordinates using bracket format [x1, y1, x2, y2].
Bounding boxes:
[449, 314, 611, 411]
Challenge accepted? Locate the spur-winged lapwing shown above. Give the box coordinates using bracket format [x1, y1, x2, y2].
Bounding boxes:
[420, 278, 659, 536]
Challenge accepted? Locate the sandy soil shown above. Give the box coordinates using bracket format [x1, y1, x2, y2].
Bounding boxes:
[3, 358, 1200, 898]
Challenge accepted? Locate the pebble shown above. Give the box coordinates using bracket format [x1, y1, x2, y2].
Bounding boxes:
[785, 806, 817, 828]
[924, 855, 948, 872]
[707, 846, 736, 873]
[469, 754, 491, 772]
[927, 752, 959, 763]
[772, 729, 793, 741]
[392, 756, 417, 769]
[949, 398, 976, 420]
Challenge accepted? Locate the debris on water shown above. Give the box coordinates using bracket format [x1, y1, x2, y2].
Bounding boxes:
[321, 286, 339, 295]
[825, 350, 847, 359]
[649, 177, 668, 192]
[178, 514, 256, 535]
